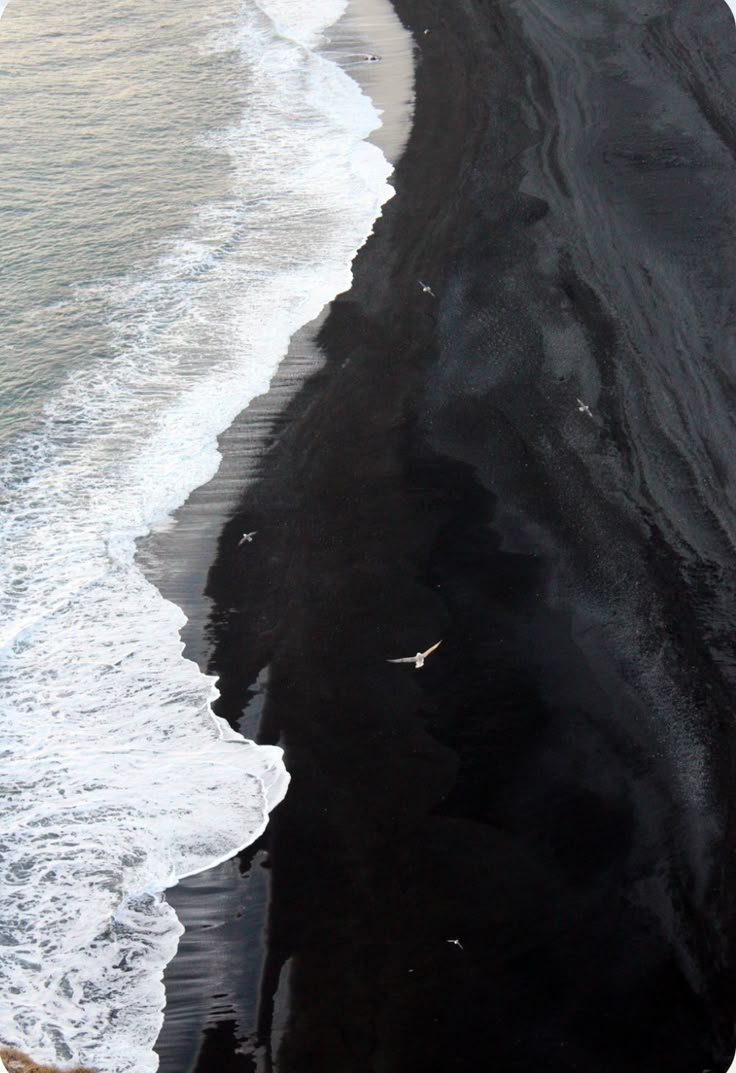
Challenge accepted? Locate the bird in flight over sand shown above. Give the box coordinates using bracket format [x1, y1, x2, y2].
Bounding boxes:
[238, 531, 257, 545]
[576, 398, 593, 418]
[418, 280, 435, 297]
[387, 640, 442, 669]
[447, 938, 464, 950]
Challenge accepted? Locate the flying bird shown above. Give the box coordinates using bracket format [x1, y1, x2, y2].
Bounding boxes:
[576, 398, 593, 418]
[238, 531, 257, 545]
[447, 938, 464, 950]
[387, 640, 442, 669]
[418, 280, 435, 296]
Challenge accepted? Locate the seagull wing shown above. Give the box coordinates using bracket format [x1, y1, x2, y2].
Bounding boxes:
[420, 640, 442, 659]
[387, 656, 418, 664]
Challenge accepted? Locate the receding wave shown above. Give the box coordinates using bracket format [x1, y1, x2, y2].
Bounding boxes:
[0, 0, 394, 1069]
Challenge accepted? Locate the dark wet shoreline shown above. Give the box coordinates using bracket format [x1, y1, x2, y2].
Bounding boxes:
[158, 1, 736, 1070]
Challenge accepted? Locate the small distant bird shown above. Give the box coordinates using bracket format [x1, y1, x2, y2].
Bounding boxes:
[387, 640, 442, 669]
[238, 531, 257, 546]
[447, 938, 464, 950]
[423, 28, 431, 35]
[418, 280, 435, 297]
[576, 398, 593, 418]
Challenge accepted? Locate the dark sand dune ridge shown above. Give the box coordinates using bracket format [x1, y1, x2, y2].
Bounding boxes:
[160, 1, 736, 1070]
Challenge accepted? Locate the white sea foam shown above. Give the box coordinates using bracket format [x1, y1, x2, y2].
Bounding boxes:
[253, 0, 349, 46]
[0, 0, 394, 1069]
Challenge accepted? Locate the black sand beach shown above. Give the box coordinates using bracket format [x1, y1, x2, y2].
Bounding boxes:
[156, 0, 736, 1069]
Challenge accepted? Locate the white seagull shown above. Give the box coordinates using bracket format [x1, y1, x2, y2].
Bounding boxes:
[387, 640, 442, 669]
[447, 938, 464, 950]
[576, 398, 593, 418]
[418, 280, 435, 297]
[238, 531, 257, 546]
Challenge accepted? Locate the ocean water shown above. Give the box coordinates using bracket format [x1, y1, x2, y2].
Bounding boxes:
[0, 0, 394, 1069]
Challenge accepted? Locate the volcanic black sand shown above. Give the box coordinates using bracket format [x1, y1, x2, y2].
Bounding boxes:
[159, 1, 736, 1070]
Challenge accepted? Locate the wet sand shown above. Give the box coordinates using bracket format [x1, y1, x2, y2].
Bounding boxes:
[158, 0, 736, 1070]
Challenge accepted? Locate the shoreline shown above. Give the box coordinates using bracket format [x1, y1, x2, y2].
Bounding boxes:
[150, 3, 415, 1069]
